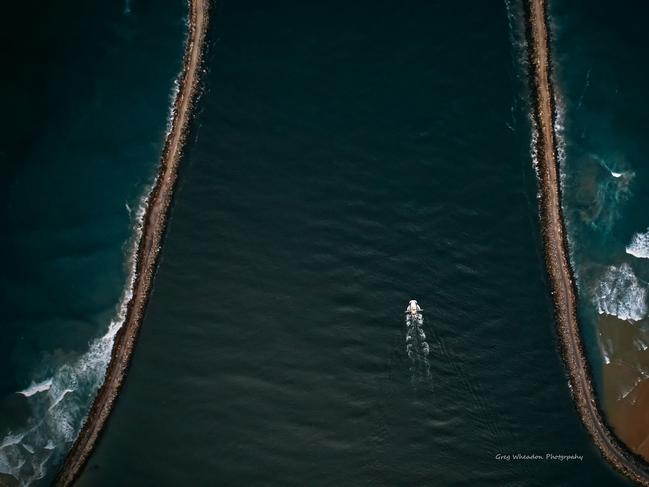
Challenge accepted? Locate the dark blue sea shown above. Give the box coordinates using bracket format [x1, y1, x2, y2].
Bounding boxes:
[0, 0, 185, 483]
[1, 0, 644, 485]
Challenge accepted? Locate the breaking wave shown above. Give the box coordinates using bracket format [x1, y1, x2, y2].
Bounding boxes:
[554, 92, 567, 178]
[626, 228, 649, 259]
[0, 191, 150, 485]
[17, 380, 53, 399]
[165, 78, 180, 137]
[595, 263, 648, 322]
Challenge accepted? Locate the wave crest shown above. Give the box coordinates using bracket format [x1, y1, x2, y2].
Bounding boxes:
[595, 263, 648, 322]
[0, 191, 149, 485]
[626, 229, 649, 259]
[17, 379, 53, 398]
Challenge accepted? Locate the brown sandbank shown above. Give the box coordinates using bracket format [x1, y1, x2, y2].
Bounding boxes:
[53, 0, 209, 485]
[601, 314, 649, 460]
[525, 0, 649, 484]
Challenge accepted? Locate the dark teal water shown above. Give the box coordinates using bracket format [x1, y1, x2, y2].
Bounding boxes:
[72, 1, 630, 485]
[0, 1, 185, 483]
[551, 0, 649, 400]
[548, 0, 649, 460]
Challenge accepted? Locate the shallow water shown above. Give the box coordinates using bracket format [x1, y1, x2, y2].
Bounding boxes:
[77, 1, 629, 485]
[0, 1, 185, 483]
[551, 0, 649, 460]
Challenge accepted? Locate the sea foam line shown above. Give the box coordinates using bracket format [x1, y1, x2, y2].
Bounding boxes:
[0, 17, 195, 477]
[0, 186, 152, 485]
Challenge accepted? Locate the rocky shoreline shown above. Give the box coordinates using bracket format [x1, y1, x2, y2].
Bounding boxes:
[524, 0, 649, 485]
[54, 1, 209, 485]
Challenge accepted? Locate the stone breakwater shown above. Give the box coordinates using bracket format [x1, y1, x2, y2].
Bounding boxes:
[524, 0, 649, 485]
[53, 1, 209, 485]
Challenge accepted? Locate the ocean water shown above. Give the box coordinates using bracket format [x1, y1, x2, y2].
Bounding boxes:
[74, 1, 630, 485]
[0, 1, 186, 484]
[550, 0, 649, 458]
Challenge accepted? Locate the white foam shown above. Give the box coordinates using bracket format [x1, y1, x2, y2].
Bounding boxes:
[17, 379, 53, 398]
[595, 263, 648, 322]
[597, 156, 629, 181]
[600, 335, 612, 365]
[529, 121, 540, 178]
[627, 229, 649, 259]
[553, 94, 567, 177]
[0, 434, 25, 450]
[0, 187, 151, 484]
[0, 42, 190, 484]
[48, 389, 74, 412]
[634, 338, 648, 352]
[0, 434, 25, 478]
[165, 78, 181, 136]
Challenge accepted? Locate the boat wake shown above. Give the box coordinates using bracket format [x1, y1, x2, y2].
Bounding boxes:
[405, 312, 431, 384]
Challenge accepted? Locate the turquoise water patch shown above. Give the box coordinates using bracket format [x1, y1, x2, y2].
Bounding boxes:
[0, 1, 186, 483]
[551, 0, 649, 391]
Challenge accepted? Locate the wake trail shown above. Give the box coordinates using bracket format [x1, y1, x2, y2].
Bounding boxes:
[405, 312, 432, 388]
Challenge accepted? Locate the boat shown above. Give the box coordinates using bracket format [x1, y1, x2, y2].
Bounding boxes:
[405, 299, 422, 316]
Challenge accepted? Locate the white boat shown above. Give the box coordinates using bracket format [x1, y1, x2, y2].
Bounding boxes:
[405, 299, 422, 316]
